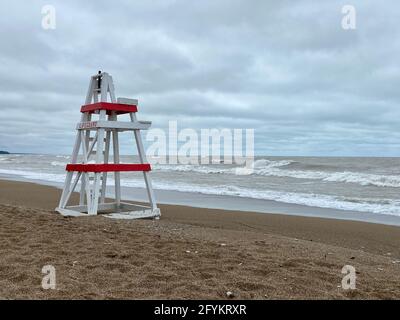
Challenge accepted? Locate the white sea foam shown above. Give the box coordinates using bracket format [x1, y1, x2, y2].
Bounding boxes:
[0, 155, 13, 162]
[154, 159, 400, 188]
[153, 159, 294, 175]
[253, 167, 400, 188]
[253, 159, 294, 168]
[50, 161, 67, 167]
[2, 161, 400, 216]
[0, 168, 65, 183]
[153, 164, 228, 174]
[120, 178, 400, 216]
[251, 159, 400, 187]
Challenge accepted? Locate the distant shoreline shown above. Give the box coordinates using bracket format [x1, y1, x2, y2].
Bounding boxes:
[0, 152, 38, 155]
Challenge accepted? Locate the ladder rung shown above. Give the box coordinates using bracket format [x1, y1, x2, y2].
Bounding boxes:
[90, 150, 105, 155]
[89, 137, 107, 142]
[89, 185, 102, 189]
[88, 176, 103, 181]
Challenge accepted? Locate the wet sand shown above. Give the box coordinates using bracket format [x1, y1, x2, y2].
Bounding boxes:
[1, 179, 400, 299]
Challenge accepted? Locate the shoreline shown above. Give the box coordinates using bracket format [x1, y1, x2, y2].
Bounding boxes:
[2, 174, 400, 227]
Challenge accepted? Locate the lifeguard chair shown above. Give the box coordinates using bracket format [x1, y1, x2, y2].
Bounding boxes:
[56, 71, 160, 219]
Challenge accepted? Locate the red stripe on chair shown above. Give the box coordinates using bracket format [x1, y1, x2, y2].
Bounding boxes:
[80, 102, 138, 115]
[66, 163, 151, 172]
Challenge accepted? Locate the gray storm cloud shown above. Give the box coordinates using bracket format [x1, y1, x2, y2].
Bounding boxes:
[0, 0, 399, 156]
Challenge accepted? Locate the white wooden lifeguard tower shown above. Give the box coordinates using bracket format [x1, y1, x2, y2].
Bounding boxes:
[56, 71, 160, 219]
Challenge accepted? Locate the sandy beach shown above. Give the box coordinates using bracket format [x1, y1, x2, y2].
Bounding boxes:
[1, 179, 400, 299]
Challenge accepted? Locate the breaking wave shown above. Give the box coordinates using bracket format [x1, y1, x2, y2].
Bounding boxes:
[253, 167, 400, 188]
[154, 158, 400, 188]
[153, 159, 294, 175]
[50, 161, 67, 167]
[0, 169, 65, 183]
[1, 167, 400, 216]
[121, 179, 400, 216]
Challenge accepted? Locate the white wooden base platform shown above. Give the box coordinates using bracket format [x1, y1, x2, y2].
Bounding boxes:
[55, 201, 160, 220]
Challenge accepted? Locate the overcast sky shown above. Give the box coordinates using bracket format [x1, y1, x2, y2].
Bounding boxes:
[0, 0, 399, 156]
